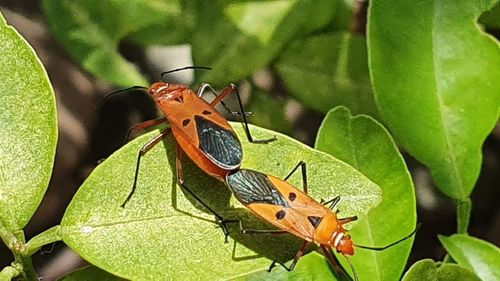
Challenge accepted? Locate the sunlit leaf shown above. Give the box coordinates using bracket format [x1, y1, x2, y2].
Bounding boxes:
[61, 124, 381, 280]
[439, 234, 500, 281]
[315, 106, 416, 280]
[368, 0, 500, 199]
[0, 11, 57, 231]
[232, 252, 335, 281]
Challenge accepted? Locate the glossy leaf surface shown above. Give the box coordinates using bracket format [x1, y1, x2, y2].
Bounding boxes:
[315, 106, 416, 281]
[439, 234, 500, 281]
[232, 252, 336, 281]
[368, 0, 500, 199]
[61, 124, 381, 280]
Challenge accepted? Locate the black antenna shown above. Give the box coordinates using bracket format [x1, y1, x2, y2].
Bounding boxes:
[96, 86, 149, 108]
[354, 223, 421, 251]
[160, 66, 211, 81]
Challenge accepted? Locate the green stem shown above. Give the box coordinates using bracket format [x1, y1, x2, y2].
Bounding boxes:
[13, 254, 36, 281]
[25, 225, 62, 255]
[0, 220, 48, 281]
[456, 198, 471, 234]
[12, 231, 37, 281]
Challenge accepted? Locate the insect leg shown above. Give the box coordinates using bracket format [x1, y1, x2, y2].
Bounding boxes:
[322, 196, 341, 210]
[197, 83, 248, 116]
[176, 145, 184, 184]
[320, 246, 355, 281]
[124, 117, 167, 144]
[174, 150, 233, 242]
[177, 180, 235, 243]
[231, 84, 277, 143]
[283, 161, 308, 194]
[200, 83, 276, 144]
[339, 216, 358, 225]
[268, 241, 310, 272]
[121, 127, 172, 207]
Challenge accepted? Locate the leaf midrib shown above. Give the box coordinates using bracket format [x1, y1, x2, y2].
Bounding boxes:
[431, 2, 463, 197]
[347, 116, 382, 280]
[62, 212, 214, 230]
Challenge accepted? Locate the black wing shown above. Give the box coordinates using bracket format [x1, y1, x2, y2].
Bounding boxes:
[195, 115, 243, 169]
[226, 169, 290, 207]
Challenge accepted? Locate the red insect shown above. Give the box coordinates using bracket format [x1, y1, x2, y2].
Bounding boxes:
[99, 66, 275, 239]
[225, 161, 418, 280]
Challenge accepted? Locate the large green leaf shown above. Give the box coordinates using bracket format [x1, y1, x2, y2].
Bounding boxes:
[368, 0, 500, 199]
[439, 234, 500, 281]
[61, 123, 381, 280]
[315, 106, 416, 281]
[276, 33, 377, 116]
[192, 0, 337, 86]
[232, 252, 335, 281]
[59, 266, 123, 281]
[402, 259, 481, 281]
[0, 11, 57, 231]
[42, 0, 184, 86]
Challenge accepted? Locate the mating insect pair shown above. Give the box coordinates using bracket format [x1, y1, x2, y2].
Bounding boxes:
[101, 67, 417, 280]
[99, 66, 275, 238]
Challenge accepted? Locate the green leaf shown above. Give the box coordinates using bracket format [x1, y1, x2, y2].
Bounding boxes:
[59, 266, 124, 281]
[42, 0, 184, 86]
[26, 226, 62, 255]
[276, 33, 377, 116]
[61, 123, 381, 280]
[480, 2, 500, 29]
[315, 106, 416, 280]
[0, 11, 57, 231]
[439, 234, 500, 281]
[232, 252, 335, 281]
[193, 0, 337, 86]
[402, 259, 481, 281]
[368, 0, 500, 199]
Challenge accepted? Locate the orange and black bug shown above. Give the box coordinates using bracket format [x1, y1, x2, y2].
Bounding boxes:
[225, 161, 418, 280]
[99, 66, 276, 239]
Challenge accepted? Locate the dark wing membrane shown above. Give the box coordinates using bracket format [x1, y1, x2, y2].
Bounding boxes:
[195, 115, 242, 169]
[226, 170, 290, 207]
